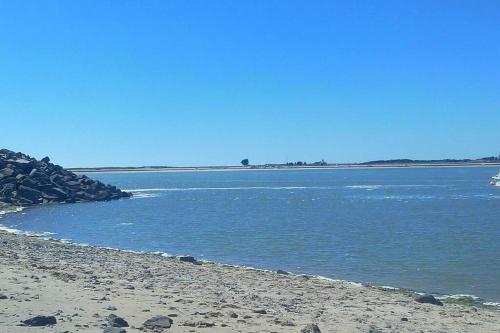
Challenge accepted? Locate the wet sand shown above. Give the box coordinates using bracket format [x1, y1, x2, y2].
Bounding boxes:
[1, 229, 500, 332]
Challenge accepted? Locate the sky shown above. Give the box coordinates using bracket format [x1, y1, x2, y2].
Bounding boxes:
[0, 1, 499, 167]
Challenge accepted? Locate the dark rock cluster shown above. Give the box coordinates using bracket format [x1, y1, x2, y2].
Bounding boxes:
[0, 149, 130, 206]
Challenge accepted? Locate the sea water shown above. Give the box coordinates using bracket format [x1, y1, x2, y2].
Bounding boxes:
[2, 167, 500, 301]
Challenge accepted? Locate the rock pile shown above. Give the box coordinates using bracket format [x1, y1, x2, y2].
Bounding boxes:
[0, 149, 130, 206]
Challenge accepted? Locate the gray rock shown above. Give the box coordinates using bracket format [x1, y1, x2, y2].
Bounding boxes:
[21, 315, 57, 326]
[107, 314, 129, 327]
[103, 328, 126, 333]
[42, 187, 68, 200]
[253, 309, 267, 315]
[143, 315, 173, 329]
[18, 185, 43, 203]
[0, 293, 8, 299]
[414, 294, 443, 306]
[277, 269, 289, 275]
[301, 323, 321, 333]
[0, 168, 15, 177]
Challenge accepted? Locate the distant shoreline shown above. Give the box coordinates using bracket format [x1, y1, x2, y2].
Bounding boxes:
[69, 162, 500, 173]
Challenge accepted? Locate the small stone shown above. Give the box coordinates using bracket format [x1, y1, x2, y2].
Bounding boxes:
[107, 314, 129, 327]
[178, 256, 196, 263]
[301, 323, 321, 333]
[106, 305, 117, 311]
[143, 315, 173, 329]
[228, 311, 238, 318]
[253, 309, 267, 315]
[104, 328, 126, 333]
[401, 317, 409, 322]
[277, 269, 289, 275]
[414, 294, 444, 306]
[0, 294, 8, 299]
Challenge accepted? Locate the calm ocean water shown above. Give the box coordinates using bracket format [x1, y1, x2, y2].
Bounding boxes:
[2, 167, 500, 301]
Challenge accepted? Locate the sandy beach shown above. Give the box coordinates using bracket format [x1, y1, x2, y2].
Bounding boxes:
[1, 227, 500, 333]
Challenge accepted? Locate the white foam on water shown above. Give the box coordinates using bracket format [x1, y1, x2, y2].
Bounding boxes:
[125, 186, 336, 193]
[0, 206, 24, 216]
[345, 184, 448, 190]
[345, 185, 383, 190]
[0, 225, 23, 234]
[117, 222, 133, 226]
[483, 302, 500, 307]
[441, 294, 481, 301]
[379, 285, 399, 290]
[130, 193, 160, 199]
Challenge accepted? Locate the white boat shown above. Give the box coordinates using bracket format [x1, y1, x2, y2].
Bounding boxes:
[491, 170, 500, 186]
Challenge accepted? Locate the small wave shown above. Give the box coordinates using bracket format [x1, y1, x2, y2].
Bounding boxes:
[117, 222, 133, 226]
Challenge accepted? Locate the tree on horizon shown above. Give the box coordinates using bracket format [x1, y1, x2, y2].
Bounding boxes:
[241, 158, 249, 166]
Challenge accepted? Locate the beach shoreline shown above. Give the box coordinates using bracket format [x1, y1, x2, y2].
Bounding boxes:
[1, 207, 500, 332]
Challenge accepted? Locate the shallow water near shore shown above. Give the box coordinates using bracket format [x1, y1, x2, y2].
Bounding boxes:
[2, 167, 500, 302]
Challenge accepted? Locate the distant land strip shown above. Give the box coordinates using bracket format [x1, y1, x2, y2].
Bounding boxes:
[69, 157, 500, 173]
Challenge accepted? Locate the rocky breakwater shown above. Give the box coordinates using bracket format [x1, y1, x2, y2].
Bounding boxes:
[0, 149, 130, 206]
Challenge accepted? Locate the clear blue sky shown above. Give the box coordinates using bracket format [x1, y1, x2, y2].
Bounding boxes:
[1, 1, 499, 167]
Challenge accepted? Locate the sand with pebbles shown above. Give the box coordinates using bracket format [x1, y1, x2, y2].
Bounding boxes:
[1, 229, 500, 333]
